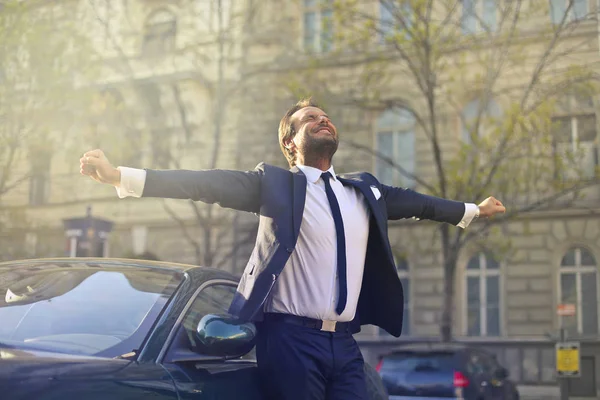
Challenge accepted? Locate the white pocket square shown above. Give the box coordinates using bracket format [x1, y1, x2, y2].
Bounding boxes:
[370, 185, 381, 200]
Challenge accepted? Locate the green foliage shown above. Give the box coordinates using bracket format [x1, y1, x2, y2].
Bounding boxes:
[290, 0, 600, 339]
[299, 0, 599, 205]
[0, 1, 96, 182]
[0, 1, 96, 257]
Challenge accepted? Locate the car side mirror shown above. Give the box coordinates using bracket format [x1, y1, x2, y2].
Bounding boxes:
[495, 367, 509, 379]
[195, 313, 257, 358]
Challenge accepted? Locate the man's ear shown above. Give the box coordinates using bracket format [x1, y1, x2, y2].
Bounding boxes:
[284, 138, 296, 151]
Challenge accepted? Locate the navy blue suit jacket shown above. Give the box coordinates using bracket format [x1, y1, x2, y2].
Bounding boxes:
[142, 163, 466, 337]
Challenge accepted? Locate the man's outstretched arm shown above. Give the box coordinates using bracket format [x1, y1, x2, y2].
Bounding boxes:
[80, 149, 262, 213]
[380, 184, 505, 228]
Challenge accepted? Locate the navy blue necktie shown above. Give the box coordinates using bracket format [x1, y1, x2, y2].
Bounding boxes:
[321, 172, 347, 315]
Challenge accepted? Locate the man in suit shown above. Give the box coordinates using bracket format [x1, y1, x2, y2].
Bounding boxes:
[80, 98, 505, 400]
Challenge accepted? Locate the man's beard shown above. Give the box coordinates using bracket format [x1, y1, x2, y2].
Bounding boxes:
[300, 135, 339, 163]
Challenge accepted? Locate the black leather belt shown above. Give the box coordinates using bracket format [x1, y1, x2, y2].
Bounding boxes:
[263, 312, 350, 333]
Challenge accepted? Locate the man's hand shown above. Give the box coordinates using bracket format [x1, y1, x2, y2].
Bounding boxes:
[79, 149, 121, 187]
[478, 196, 506, 218]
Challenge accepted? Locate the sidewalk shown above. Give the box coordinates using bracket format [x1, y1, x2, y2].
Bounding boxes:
[518, 385, 559, 400]
[519, 384, 600, 399]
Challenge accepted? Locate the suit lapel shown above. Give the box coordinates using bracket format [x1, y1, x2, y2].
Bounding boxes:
[338, 177, 386, 238]
[290, 166, 307, 241]
[290, 170, 387, 253]
[339, 176, 396, 266]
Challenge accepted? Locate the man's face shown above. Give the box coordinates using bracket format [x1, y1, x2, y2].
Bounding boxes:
[287, 106, 339, 161]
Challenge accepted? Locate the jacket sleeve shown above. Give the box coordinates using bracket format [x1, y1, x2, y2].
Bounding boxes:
[380, 184, 466, 226]
[141, 165, 263, 214]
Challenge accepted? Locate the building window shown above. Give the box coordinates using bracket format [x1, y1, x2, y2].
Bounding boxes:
[24, 232, 38, 257]
[550, 0, 588, 24]
[150, 128, 172, 168]
[380, 256, 410, 336]
[465, 252, 501, 336]
[461, 0, 497, 34]
[203, 0, 232, 32]
[303, 0, 333, 53]
[552, 94, 597, 180]
[376, 108, 416, 188]
[379, 1, 411, 42]
[559, 247, 598, 336]
[136, 82, 164, 125]
[462, 97, 502, 144]
[91, 88, 142, 167]
[143, 9, 176, 56]
[29, 155, 51, 206]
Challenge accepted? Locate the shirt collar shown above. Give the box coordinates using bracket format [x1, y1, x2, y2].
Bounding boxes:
[296, 164, 337, 184]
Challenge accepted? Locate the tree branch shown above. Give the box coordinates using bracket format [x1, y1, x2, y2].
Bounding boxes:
[214, 223, 258, 269]
[161, 199, 202, 264]
[462, 178, 600, 246]
[343, 139, 438, 194]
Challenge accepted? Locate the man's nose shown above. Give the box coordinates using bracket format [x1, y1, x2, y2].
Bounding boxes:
[318, 115, 330, 124]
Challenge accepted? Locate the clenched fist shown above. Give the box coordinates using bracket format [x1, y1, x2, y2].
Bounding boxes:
[80, 149, 121, 187]
[478, 196, 506, 218]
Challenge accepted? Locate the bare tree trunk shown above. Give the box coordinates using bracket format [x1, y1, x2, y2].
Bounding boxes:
[440, 224, 456, 342]
[199, 0, 226, 267]
[203, 205, 214, 266]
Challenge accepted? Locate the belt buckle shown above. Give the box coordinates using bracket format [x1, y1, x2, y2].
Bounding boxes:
[321, 320, 337, 332]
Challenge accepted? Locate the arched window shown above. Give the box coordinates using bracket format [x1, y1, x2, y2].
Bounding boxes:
[28, 153, 51, 206]
[559, 247, 598, 336]
[465, 252, 501, 336]
[143, 9, 177, 56]
[550, 0, 588, 24]
[551, 93, 597, 179]
[89, 89, 141, 167]
[461, 0, 497, 34]
[303, 0, 334, 53]
[376, 108, 416, 188]
[462, 97, 502, 144]
[379, 1, 412, 42]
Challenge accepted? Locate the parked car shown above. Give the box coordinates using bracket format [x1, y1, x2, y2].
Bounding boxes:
[376, 343, 520, 400]
[0, 258, 387, 400]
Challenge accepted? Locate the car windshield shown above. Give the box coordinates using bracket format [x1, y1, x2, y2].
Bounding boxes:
[0, 262, 183, 357]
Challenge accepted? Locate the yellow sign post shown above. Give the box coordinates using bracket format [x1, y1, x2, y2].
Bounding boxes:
[556, 342, 581, 378]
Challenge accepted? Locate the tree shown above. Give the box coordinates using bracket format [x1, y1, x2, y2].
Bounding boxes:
[0, 1, 95, 259]
[289, 0, 600, 340]
[82, 0, 271, 268]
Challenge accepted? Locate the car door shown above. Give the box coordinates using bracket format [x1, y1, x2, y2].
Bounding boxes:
[161, 279, 263, 400]
[55, 360, 181, 400]
[3, 355, 180, 400]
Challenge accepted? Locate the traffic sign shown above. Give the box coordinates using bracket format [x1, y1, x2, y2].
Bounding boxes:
[557, 304, 576, 316]
[556, 341, 580, 378]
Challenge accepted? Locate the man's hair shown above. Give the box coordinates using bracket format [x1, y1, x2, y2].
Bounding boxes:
[278, 97, 322, 167]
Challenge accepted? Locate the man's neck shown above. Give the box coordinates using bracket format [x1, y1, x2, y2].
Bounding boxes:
[296, 157, 331, 172]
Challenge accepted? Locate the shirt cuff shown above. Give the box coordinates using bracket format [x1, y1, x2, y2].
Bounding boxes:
[115, 167, 146, 199]
[456, 203, 479, 229]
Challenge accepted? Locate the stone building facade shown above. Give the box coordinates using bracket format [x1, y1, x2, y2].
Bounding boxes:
[4, 1, 600, 361]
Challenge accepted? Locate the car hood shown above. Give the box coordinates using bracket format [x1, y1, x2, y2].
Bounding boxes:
[0, 346, 132, 379]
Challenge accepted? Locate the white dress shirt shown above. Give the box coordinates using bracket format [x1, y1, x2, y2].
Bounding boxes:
[115, 165, 479, 322]
[263, 165, 371, 321]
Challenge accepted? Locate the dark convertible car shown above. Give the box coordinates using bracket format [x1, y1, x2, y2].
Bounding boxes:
[0, 258, 386, 399]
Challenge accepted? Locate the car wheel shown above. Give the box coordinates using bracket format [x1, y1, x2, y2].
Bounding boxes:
[364, 362, 388, 400]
